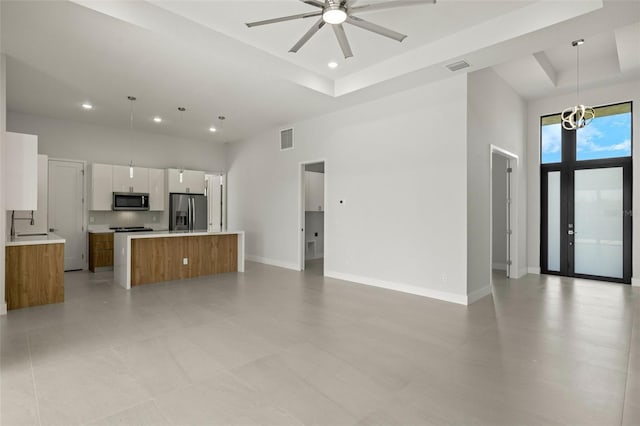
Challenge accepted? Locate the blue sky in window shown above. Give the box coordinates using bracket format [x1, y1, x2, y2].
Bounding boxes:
[577, 112, 631, 160]
[541, 112, 631, 163]
[541, 123, 561, 163]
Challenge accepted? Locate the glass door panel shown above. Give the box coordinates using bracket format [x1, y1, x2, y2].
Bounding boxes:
[574, 168, 624, 278]
[547, 171, 561, 271]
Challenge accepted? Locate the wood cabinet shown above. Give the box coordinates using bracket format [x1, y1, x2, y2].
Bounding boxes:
[88, 163, 113, 211]
[5, 243, 64, 310]
[4, 132, 38, 210]
[167, 168, 205, 194]
[148, 168, 165, 211]
[113, 165, 149, 193]
[131, 234, 237, 286]
[89, 232, 114, 272]
[305, 171, 324, 212]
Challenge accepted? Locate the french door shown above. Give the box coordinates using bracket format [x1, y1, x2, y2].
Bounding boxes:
[540, 102, 633, 284]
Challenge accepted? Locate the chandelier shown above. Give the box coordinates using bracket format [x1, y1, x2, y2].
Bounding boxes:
[561, 39, 595, 130]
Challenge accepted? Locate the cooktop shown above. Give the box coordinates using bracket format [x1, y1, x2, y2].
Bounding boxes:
[109, 226, 154, 233]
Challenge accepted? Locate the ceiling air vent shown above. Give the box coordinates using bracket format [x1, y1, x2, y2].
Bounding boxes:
[446, 60, 470, 72]
[280, 128, 294, 151]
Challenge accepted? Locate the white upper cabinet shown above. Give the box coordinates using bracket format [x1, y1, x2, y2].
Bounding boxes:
[4, 132, 38, 211]
[148, 168, 165, 211]
[113, 165, 149, 193]
[305, 171, 324, 212]
[88, 163, 113, 211]
[167, 168, 205, 194]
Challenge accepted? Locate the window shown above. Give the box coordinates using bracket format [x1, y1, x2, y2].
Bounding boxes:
[576, 103, 632, 161]
[541, 115, 562, 164]
[540, 102, 632, 164]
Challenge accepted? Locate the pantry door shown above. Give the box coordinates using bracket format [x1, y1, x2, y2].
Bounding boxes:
[49, 159, 85, 271]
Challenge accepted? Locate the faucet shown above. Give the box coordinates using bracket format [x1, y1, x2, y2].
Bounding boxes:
[10, 210, 35, 238]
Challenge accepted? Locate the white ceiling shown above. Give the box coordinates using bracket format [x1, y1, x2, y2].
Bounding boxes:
[1, 0, 639, 144]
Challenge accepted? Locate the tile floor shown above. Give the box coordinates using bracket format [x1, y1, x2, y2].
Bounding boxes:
[1, 262, 638, 425]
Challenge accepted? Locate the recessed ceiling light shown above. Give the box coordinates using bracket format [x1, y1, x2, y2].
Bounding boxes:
[82, 103, 93, 110]
[209, 127, 217, 133]
[328, 62, 338, 69]
[153, 116, 162, 123]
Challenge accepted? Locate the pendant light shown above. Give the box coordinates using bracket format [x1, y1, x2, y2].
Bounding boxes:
[128, 96, 137, 178]
[178, 107, 186, 184]
[561, 39, 595, 130]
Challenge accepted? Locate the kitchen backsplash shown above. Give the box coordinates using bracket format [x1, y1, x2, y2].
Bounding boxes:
[88, 211, 168, 229]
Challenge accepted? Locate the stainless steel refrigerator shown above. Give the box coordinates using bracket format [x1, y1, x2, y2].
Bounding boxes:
[169, 193, 207, 231]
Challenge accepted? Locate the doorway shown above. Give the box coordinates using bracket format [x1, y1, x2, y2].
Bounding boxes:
[540, 102, 632, 283]
[205, 173, 224, 232]
[492, 153, 510, 277]
[48, 159, 85, 271]
[490, 145, 518, 284]
[299, 161, 325, 274]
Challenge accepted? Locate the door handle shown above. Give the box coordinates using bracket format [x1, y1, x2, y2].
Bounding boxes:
[568, 230, 575, 235]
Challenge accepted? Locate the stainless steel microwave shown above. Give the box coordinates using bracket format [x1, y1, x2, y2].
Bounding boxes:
[112, 192, 150, 211]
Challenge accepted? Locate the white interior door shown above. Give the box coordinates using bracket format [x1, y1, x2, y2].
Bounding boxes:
[48, 159, 85, 271]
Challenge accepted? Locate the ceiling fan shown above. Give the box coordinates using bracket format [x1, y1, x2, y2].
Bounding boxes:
[245, 0, 436, 58]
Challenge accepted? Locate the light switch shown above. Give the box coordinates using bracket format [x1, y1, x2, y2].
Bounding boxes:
[183, 258, 188, 265]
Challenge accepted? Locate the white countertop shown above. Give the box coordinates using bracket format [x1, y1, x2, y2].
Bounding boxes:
[6, 233, 66, 247]
[114, 230, 243, 239]
[88, 229, 115, 234]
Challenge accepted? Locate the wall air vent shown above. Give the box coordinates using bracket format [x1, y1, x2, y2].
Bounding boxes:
[446, 60, 470, 72]
[280, 128, 294, 151]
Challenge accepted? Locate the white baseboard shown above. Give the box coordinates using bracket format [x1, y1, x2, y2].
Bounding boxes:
[245, 255, 300, 271]
[324, 270, 468, 305]
[632, 277, 640, 287]
[527, 267, 541, 275]
[515, 267, 528, 278]
[467, 285, 492, 304]
[492, 263, 507, 271]
[0, 302, 6, 316]
[305, 255, 324, 261]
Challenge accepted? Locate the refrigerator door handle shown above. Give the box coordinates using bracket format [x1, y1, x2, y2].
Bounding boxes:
[190, 197, 195, 231]
[192, 198, 197, 230]
[187, 197, 192, 231]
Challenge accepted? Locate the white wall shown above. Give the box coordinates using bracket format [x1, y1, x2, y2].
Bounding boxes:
[7, 112, 226, 172]
[492, 154, 508, 270]
[1, 53, 7, 314]
[467, 69, 528, 299]
[227, 75, 470, 303]
[526, 79, 640, 284]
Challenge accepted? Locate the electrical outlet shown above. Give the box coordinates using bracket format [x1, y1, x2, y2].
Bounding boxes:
[183, 258, 188, 265]
[89, 216, 95, 223]
[314, 232, 318, 237]
[152, 216, 157, 222]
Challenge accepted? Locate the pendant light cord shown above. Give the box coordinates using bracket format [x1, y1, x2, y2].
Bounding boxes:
[576, 42, 580, 105]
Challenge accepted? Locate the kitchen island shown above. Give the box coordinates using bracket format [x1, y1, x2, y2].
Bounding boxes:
[114, 231, 244, 289]
[5, 233, 66, 310]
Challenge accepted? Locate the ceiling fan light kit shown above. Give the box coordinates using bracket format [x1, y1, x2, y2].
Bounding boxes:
[246, 0, 436, 59]
[323, 4, 347, 24]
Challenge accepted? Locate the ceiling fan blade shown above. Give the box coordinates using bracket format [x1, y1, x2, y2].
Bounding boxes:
[332, 24, 354, 58]
[246, 11, 322, 28]
[290, 18, 326, 53]
[351, 0, 436, 13]
[346, 16, 406, 42]
[299, 0, 326, 8]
